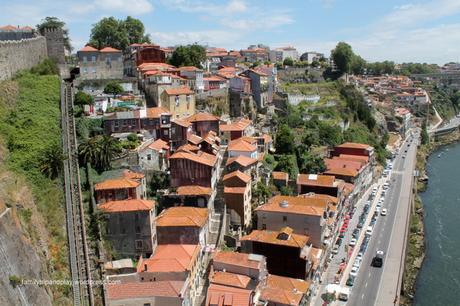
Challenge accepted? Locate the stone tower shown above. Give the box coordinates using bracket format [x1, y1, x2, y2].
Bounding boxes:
[43, 28, 65, 64]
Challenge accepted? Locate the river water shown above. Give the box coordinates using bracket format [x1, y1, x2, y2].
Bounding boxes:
[415, 141, 460, 305]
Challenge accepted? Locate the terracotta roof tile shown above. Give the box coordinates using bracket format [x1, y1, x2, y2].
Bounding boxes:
[148, 138, 170, 151]
[260, 274, 310, 306]
[324, 168, 358, 178]
[100, 46, 121, 53]
[95, 178, 140, 190]
[228, 138, 257, 152]
[170, 150, 217, 167]
[213, 251, 264, 270]
[296, 174, 335, 188]
[98, 199, 155, 213]
[79, 45, 98, 52]
[337, 154, 369, 163]
[219, 118, 252, 132]
[187, 112, 220, 122]
[177, 143, 199, 152]
[122, 169, 145, 180]
[206, 284, 253, 306]
[164, 86, 194, 95]
[173, 118, 192, 127]
[176, 185, 212, 196]
[223, 170, 251, 184]
[106, 281, 185, 300]
[156, 207, 208, 227]
[255, 195, 328, 217]
[0, 25, 18, 31]
[146, 107, 171, 118]
[210, 271, 251, 289]
[324, 158, 363, 172]
[240, 228, 309, 249]
[226, 155, 258, 167]
[140, 244, 200, 273]
[187, 133, 203, 145]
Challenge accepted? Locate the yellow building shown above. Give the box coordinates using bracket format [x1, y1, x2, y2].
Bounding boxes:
[160, 86, 195, 119]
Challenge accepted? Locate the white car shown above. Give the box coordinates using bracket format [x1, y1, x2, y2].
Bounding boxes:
[376, 207, 381, 214]
[332, 246, 339, 254]
[356, 252, 363, 262]
[353, 258, 361, 268]
[366, 226, 373, 236]
[349, 238, 357, 246]
[350, 266, 359, 277]
[381, 208, 387, 216]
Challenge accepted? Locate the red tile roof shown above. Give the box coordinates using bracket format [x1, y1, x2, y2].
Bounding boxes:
[146, 107, 171, 118]
[140, 244, 200, 273]
[156, 207, 208, 227]
[240, 228, 309, 249]
[187, 133, 203, 145]
[100, 46, 121, 53]
[176, 185, 212, 196]
[0, 25, 18, 31]
[223, 170, 251, 184]
[170, 150, 217, 167]
[219, 118, 252, 132]
[187, 112, 220, 122]
[79, 45, 98, 52]
[206, 284, 253, 306]
[226, 155, 258, 167]
[210, 271, 251, 289]
[98, 199, 155, 213]
[95, 178, 140, 190]
[148, 138, 170, 151]
[324, 167, 358, 178]
[164, 86, 194, 95]
[228, 138, 257, 152]
[106, 281, 185, 300]
[296, 174, 336, 188]
[173, 118, 192, 127]
[255, 195, 327, 217]
[324, 158, 363, 172]
[213, 251, 264, 270]
[260, 274, 310, 306]
[122, 169, 145, 180]
[337, 154, 369, 163]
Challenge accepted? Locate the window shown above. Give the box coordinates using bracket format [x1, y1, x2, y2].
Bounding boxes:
[147, 154, 152, 161]
[283, 216, 287, 222]
[91, 55, 96, 62]
[164, 129, 169, 136]
[83, 68, 88, 74]
[136, 226, 141, 234]
[262, 224, 267, 230]
[82, 56, 87, 63]
[135, 240, 143, 249]
[92, 68, 96, 74]
[175, 95, 180, 106]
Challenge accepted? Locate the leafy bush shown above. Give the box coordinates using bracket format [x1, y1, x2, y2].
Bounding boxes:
[29, 58, 59, 76]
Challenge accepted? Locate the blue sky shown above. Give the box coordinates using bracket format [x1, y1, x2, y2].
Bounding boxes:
[2, 0, 460, 64]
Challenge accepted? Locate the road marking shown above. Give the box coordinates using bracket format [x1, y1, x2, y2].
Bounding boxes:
[365, 282, 368, 288]
[362, 294, 365, 300]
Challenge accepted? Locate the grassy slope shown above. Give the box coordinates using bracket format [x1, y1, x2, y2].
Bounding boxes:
[0, 72, 70, 301]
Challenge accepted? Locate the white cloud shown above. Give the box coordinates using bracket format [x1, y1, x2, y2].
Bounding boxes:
[151, 30, 241, 48]
[97, 0, 153, 14]
[158, 0, 246, 15]
[222, 13, 293, 30]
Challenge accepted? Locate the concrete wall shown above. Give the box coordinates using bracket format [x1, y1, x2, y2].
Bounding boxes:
[43, 28, 65, 64]
[0, 36, 47, 80]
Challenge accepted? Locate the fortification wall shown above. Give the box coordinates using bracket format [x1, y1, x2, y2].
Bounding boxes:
[0, 36, 47, 80]
[44, 28, 65, 64]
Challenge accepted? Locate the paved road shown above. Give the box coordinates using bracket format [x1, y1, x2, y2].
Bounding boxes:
[433, 114, 460, 133]
[347, 132, 419, 306]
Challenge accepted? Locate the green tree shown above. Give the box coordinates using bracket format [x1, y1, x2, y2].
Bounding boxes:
[275, 124, 295, 154]
[283, 57, 294, 66]
[123, 16, 151, 45]
[36, 16, 71, 51]
[275, 154, 299, 179]
[421, 122, 429, 145]
[104, 81, 124, 96]
[297, 150, 326, 174]
[74, 91, 94, 106]
[280, 185, 294, 196]
[331, 42, 354, 75]
[90, 17, 128, 50]
[78, 135, 120, 172]
[169, 45, 206, 68]
[253, 181, 271, 204]
[318, 122, 343, 146]
[39, 142, 65, 179]
[351, 55, 366, 75]
[149, 171, 170, 198]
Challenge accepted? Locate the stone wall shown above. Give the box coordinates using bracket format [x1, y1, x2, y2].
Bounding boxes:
[0, 36, 47, 80]
[43, 28, 65, 64]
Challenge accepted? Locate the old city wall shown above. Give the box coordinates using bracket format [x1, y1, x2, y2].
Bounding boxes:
[0, 36, 47, 80]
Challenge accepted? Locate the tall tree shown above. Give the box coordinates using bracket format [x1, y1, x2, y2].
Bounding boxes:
[78, 135, 120, 172]
[39, 142, 65, 179]
[36, 16, 72, 51]
[74, 91, 94, 106]
[169, 45, 206, 68]
[331, 42, 354, 75]
[89, 17, 128, 50]
[104, 82, 124, 96]
[275, 124, 296, 155]
[123, 16, 151, 44]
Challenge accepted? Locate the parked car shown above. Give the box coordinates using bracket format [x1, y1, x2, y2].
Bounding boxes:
[366, 226, 373, 236]
[349, 238, 357, 246]
[332, 246, 339, 254]
[336, 238, 343, 246]
[350, 266, 359, 277]
[352, 229, 360, 238]
[381, 208, 387, 216]
[346, 276, 355, 287]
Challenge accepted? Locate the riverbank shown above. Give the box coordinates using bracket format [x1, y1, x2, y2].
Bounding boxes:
[400, 130, 460, 305]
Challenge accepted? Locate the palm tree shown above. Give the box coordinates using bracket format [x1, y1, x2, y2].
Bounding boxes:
[98, 135, 120, 171]
[40, 143, 66, 179]
[78, 135, 120, 172]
